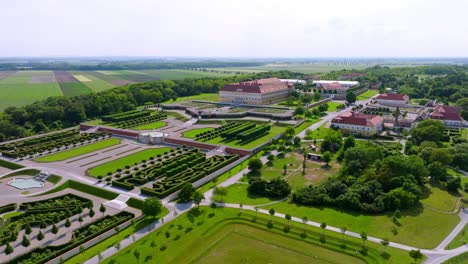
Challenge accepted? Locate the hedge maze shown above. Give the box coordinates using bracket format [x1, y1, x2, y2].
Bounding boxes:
[194, 121, 271, 145]
[0, 130, 109, 158]
[111, 148, 239, 198]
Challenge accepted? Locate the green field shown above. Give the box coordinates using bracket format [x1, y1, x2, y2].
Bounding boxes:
[305, 123, 331, 139]
[182, 127, 214, 138]
[0, 81, 62, 109]
[357, 90, 379, 100]
[205, 124, 287, 149]
[214, 183, 282, 205]
[58, 82, 93, 96]
[446, 224, 467, 249]
[327, 101, 344, 111]
[443, 252, 468, 264]
[131, 121, 166, 130]
[210, 63, 371, 74]
[141, 69, 230, 80]
[260, 188, 460, 249]
[168, 93, 219, 103]
[34, 138, 121, 162]
[87, 147, 171, 177]
[102, 207, 415, 264]
[71, 71, 115, 92]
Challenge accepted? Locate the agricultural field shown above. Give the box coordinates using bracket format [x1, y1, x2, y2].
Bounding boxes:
[34, 138, 121, 162]
[0, 70, 229, 109]
[87, 147, 172, 177]
[209, 63, 371, 74]
[102, 207, 415, 264]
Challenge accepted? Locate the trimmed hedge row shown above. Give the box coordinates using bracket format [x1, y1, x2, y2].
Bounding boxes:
[142, 154, 239, 198]
[115, 113, 167, 129]
[0, 159, 24, 170]
[0, 130, 78, 151]
[11, 211, 134, 264]
[237, 124, 270, 142]
[195, 121, 240, 141]
[221, 123, 256, 139]
[102, 110, 150, 122]
[0, 203, 16, 214]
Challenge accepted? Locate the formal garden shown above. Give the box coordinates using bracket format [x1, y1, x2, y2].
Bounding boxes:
[0, 130, 110, 159]
[0, 193, 135, 263]
[101, 110, 167, 130]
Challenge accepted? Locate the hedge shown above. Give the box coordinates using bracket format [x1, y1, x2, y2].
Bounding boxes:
[126, 198, 144, 210]
[0, 159, 24, 170]
[0, 203, 16, 214]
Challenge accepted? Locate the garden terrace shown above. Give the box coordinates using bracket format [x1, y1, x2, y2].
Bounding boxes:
[0, 194, 92, 246]
[0, 130, 109, 159]
[141, 153, 239, 198]
[11, 211, 134, 264]
[113, 113, 167, 129]
[101, 110, 150, 123]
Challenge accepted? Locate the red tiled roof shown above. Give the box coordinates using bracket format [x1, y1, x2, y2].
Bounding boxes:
[221, 78, 289, 94]
[321, 82, 346, 90]
[430, 105, 463, 121]
[332, 111, 383, 127]
[376, 93, 408, 101]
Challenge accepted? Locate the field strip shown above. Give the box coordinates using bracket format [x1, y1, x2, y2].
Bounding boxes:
[79, 156, 112, 167]
[73, 74, 92, 82]
[102, 144, 129, 153]
[66, 153, 99, 163]
[115, 147, 142, 156]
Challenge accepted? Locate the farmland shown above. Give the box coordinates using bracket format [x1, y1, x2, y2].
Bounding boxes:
[0, 70, 229, 110]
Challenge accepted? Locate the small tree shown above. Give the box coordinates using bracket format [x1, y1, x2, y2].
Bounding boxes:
[239, 203, 243, 214]
[114, 242, 121, 251]
[5, 243, 13, 255]
[255, 206, 259, 218]
[269, 208, 275, 221]
[302, 216, 308, 233]
[283, 164, 287, 175]
[37, 230, 45, 241]
[320, 222, 327, 235]
[322, 151, 331, 166]
[97, 252, 103, 263]
[285, 214, 292, 227]
[360, 232, 367, 247]
[52, 224, 59, 237]
[248, 158, 263, 174]
[341, 226, 347, 240]
[142, 197, 163, 218]
[409, 249, 423, 262]
[214, 187, 228, 202]
[25, 224, 32, 235]
[381, 238, 389, 252]
[40, 219, 47, 229]
[22, 235, 30, 247]
[89, 208, 96, 218]
[100, 204, 106, 216]
[134, 250, 141, 264]
[192, 191, 204, 208]
[65, 218, 71, 228]
[78, 215, 84, 226]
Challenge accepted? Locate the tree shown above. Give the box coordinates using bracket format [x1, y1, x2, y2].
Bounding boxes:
[78, 215, 84, 226]
[192, 191, 204, 208]
[343, 135, 355, 150]
[409, 249, 423, 261]
[267, 154, 275, 166]
[447, 177, 461, 192]
[178, 183, 195, 203]
[283, 164, 287, 175]
[320, 222, 327, 235]
[293, 136, 301, 146]
[318, 103, 328, 112]
[25, 223, 32, 235]
[322, 151, 331, 166]
[302, 216, 308, 233]
[40, 219, 47, 229]
[248, 158, 263, 173]
[5, 243, 13, 255]
[341, 227, 347, 240]
[65, 218, 71, 228]
[285, 126, 295, 138]
[214, 187, 228, 202]
[360, 232, 367, 247]
[269, 208, 275, 221]
[294, 106, 305, 116]
[89, 207, 95, 218]
[37, 230, 44, 241]
[381, 238, 389, 252]
[22, 235, 30, 247]
[313, 92, 321, 101]
[52, 224, 59, 237]
[345, 91, 356, 104]
[100, 203, 106, 216]
[285, 214, 292, 227]
[142, 197, 163, 218]
[428, 162, 447, 182]
[98, 252, 103, 263]
[255, 206, 259, 218]
[410, 119, 446, 144]
[430, 148, 453, 165]
[133, 249, 141, 264]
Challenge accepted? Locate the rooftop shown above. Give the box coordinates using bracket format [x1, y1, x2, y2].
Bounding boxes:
[376, 93, 409, 101]
[313, 80, 359, 85]
[221, 78, 290, 94]
[332, 111, 383, 127]
[430, 105, 464, 121]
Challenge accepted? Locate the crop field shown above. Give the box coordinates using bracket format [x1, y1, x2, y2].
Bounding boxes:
[210, 63, 371, 74]
[0, 70, 232, 109]
[87, 147, 172, 177]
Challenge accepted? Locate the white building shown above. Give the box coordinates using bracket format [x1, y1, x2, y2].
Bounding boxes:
[219, 78, 293, 105]
[375, 93, 409, 106]
[313, 80, 359, 89]
[331, 111, 384, 136]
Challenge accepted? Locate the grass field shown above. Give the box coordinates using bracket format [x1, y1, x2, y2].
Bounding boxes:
[327, 101, 344, 111]
[357, 90, 379, 100]
[305, 123, 331, 139]
[446, 224, 467, 249]
[131, 121, 166, 130]
[58, 82, 93, 96]
[205, 124, 287, 149]
[102, 207, 415, 264]
[0, 81, 62, 109]
[443, 252, 468, 263]
[87, 147, 171, 177]
[261, 188, 460, 249]
[210, 63, 371, 74]
[1, 211, 23, 219]
[34, 138, 121, 162]
[167, 93, 219, 103]
[214, 183, 282, 205]
[71, 71, 115, 92]
[182, 127, 214, 138]
[141, 69, 230, 80]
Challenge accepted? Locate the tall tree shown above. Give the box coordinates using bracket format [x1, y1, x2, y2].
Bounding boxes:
[178, 183, 195, 203]
[142, 197, 163, 218]
[192, 191, 204, 208]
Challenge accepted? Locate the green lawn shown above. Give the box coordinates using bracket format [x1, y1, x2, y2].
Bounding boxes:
[421, 186, 460, 212]
[34, 138, 121, 162]
[446, 224, 467, 249]
[131, 121, 166, 130]
[64, 210, 168, 264]
[261, 192, 460, 249]
[461, 128, 467, 140]
[327, 101, 344, 112]
[87, 147, 171, 177]
[214, 183, 282, 205]
[102, 207, 415, 264]
[294, 118, 320, 134]
[205, 125, 287, 149]
[357, 90, 379, 100]
[305, 123, 331, 139]
[165, 93, 219, 103]
[182, 127, 214, 138]
[443, 252, 468, 264]
[1, 211, 23, 219]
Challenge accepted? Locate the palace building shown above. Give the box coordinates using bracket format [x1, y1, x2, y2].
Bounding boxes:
[219, 78, 293, 105]
[331, 111, 384, 136]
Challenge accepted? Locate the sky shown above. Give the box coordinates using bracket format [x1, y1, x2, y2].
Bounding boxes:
[1, 0, 468, 58]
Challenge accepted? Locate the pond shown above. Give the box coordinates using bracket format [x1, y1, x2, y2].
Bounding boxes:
[8, 178, 44, 190]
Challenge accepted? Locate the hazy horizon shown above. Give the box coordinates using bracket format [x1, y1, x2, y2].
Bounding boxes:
[2, 0, 468, 58]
